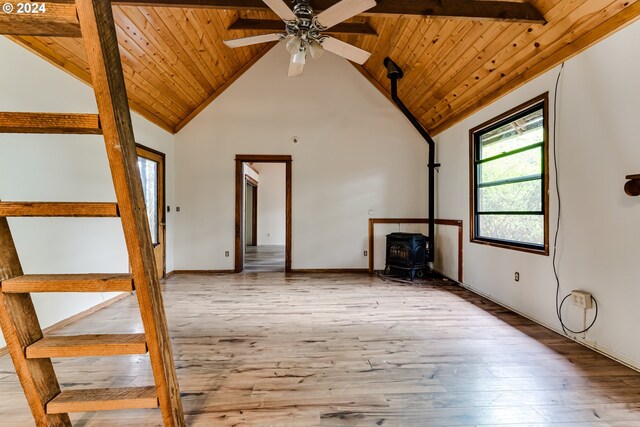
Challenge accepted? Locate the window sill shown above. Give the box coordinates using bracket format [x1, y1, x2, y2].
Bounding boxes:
[470, 238, 549, 256]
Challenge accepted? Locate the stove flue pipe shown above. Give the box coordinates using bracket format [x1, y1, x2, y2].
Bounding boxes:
[384, 57, 437, 263]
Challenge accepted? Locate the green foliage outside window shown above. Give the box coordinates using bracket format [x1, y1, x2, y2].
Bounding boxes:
[473, 102, 546, 249]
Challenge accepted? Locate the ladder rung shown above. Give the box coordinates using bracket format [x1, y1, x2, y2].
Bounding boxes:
[0, 3, 81, 37]
[0, 202, 118, 217]
[26, 334, 147, 359]
[0, 112, 101, 134]
[46, 387, 159, 414]
[1, 274, 133, 293]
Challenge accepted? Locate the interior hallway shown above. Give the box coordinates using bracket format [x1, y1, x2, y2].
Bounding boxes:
[1, 273, 640, 426]
[244, 245, 285, 272]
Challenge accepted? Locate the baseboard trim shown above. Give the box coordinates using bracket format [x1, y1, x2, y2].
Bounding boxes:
[0, 292, 131, 357]
[457, 281, 640, 373]
[169, 270, 235, 275]
[431, 269, 460, 284]
[290, 269, 369, 274]
[168, 269, 369, 275]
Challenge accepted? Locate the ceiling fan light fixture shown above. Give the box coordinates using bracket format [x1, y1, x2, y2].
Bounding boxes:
[224, 0, 376, 76]
[309, 39, 324, 59]
[286, 36, 302, 54]
[292, 49, 307, 64]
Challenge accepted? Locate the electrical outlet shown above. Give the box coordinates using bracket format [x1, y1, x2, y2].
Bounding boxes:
[225, 251, 229, 257]
[364, 251, 368, 257]
[514, 272, 520, 282]
[571, 290, 593, 309]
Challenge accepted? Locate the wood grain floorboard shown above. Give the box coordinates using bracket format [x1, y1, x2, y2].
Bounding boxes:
[1, 273, 639, 426]
[244, 245, 285, 272]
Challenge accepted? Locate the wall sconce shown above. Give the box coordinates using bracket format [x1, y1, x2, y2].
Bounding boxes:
[625, 174, 640, 196]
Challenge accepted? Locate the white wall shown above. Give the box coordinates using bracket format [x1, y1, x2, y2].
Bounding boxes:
[0, 37, 176, 348]
[254, 163, 285, 245]
[174, 45, 428, 270]
[435, 21, 640, 368]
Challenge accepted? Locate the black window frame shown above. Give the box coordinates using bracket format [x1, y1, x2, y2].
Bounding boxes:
[469, 93, 550, 255]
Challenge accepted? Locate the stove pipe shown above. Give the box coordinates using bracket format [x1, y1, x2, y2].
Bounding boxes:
[384, 57, 437, 263]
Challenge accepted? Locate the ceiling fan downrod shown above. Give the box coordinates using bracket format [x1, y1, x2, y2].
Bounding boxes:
[285, 0, 326, 63]
[292, 0, 314, 26]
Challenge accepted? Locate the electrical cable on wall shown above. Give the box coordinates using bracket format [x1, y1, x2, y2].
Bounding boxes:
[552, 63, 599, 335]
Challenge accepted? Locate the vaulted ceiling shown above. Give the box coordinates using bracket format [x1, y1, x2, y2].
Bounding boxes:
[8, 0, 640, 134]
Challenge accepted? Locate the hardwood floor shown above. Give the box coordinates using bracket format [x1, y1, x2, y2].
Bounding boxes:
[244, 245, 285, 272]
[2, 273, 640, 426]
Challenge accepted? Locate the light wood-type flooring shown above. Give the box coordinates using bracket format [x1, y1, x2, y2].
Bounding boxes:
[244, 246, 285, 273]
[1, 273, 640, 426]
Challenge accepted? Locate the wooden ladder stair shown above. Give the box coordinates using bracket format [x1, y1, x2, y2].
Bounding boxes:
[0, 1, 184, 426]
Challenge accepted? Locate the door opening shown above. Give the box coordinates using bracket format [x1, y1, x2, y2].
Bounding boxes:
[235, 155, 292, 273]
[245, 175, 258, 247]
[137, 144, 166, 279]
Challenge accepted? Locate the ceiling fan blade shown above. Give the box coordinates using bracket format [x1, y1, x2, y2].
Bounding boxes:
[262, 0, 297, 22]
[320, 36, 371, 64]
[315, 0, 376, 29]
[223, 33, 283, 48]
[288, 55, 304, 77]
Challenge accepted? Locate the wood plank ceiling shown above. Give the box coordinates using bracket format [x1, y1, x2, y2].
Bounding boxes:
[7, 0, 640, 134]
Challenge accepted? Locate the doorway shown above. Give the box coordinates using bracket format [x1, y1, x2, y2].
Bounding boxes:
[245, 175, 258, 247]
[136, 144, 165, 279]
[235, 155, 292, 273]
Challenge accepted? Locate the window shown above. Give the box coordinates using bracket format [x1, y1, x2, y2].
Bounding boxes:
[137, 155, 159, 245]
[470, 93, 549, 254]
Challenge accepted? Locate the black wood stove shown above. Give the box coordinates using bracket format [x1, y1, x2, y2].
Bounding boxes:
[385, 233, 429, 280]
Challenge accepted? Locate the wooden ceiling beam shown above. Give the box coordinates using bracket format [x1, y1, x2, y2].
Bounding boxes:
[110, 0, 547, 24]
[0, 2, 81, 37]
[229, 18, 377, 35]
[0, 112, 102, 134]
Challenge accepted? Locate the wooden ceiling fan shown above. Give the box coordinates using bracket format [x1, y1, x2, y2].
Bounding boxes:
[223, 0, 376, 77]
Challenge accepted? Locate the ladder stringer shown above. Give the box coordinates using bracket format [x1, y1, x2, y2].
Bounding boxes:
[74, 0, 184, 425]
[0, 215, 71, 427]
